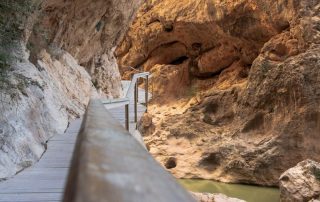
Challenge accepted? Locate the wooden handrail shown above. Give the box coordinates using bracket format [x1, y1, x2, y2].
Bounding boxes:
[63, 100, 195, 202]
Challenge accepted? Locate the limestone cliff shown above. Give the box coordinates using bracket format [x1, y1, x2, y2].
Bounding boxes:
[0, 0, 143, 180]
[119, 0, 320, 186]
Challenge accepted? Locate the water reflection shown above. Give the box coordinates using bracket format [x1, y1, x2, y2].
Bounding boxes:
[179, 179, 279, 202]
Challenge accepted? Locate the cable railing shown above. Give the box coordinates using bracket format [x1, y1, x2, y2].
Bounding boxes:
[101, 71, 150, 130]
[126, 66, 143, 73]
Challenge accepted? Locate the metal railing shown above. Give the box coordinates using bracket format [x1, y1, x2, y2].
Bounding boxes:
[102, 71, 150, 131]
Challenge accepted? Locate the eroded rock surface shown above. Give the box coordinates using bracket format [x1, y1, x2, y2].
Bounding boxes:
[279, 160, 320, 202]
[117, 0, 296, 79]
[0, 0, 143, 179]
[30, 0, 144, 98]
[119, 0, 320, 186]
[0, 47, 96, 179]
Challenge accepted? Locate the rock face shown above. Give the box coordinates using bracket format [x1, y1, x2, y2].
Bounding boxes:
[0, 0, 143, 180]
[30, 0, 144, 98]
[191, 192, 245, 202]
[118, 0, 320, 186]
[0, 47, 96, 179]
[117, 0, 295, 78]
[279, 160, 320, 202]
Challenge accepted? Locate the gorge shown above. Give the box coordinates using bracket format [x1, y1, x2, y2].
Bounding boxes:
[0, 0, 319, 201]
[118, 0, 320, 187]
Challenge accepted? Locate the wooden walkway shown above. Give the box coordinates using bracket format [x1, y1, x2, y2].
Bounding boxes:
[0, 84, 147, 202]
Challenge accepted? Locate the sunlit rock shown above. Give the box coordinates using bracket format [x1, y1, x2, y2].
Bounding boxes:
[125, 0, 320, 186]
[191, 192, 245, 202]
[279, 160, 320, 202]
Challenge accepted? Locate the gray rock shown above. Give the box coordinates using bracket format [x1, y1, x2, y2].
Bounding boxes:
[191, 192, 246, 202]
[0, 0, 144, 180]
[0, 48, 96, 179]
[279, 159, 320, 202]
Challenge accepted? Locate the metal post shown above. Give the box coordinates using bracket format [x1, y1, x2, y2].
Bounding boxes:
[125, 104, 129, 131]
[136, 77, 139, 101]
[134, 82, 138, 123]
[145, 75, 149, 112]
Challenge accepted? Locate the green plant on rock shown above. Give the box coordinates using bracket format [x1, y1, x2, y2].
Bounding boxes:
[0, 0, 41, 101]
[0, 52, 10, 70]
[313, 166, 320, 181]
[48, 44, 65, 60]
[0, 51, 11, 97]
[261, 59, 270, 72]
[255, 0, 270, 14]
[0, 0, 39, 46]
[185, 84, 197, 98]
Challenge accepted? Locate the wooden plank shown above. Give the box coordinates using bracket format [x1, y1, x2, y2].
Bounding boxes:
[0, 86, 149, 202]
[0, 193, 62, 202]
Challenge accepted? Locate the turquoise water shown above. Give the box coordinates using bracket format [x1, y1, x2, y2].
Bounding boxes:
[179, 179, 280, 202]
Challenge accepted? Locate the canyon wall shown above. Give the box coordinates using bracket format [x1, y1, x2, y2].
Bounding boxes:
[0, 0, 143, 180]
[118, 0, 320, 186]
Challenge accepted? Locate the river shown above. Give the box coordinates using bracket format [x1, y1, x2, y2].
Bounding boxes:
[179, 179, 279, 202]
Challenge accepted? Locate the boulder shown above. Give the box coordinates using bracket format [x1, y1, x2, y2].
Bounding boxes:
[279, 159, 320, 202]
[191, 192, 245, 202]
[138, 113, 155, 136]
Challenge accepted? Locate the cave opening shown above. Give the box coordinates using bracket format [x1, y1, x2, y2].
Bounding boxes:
[192, 43, 202, 50]
[164, 24, 174, 32]
[199, 153, 220, 170]
[170, 56, 189, 65]
[165, 157, 177, 169]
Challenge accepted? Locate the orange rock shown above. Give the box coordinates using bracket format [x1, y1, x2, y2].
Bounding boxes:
[127, 0, 320, 186]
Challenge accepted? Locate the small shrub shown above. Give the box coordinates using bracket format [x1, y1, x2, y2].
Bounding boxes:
[95, 21, 103, 32]
[48, 44, 65, 60]
[313, 166, 320, 181]
[261, 60, 270, 72]
[185, 85, 197, 98]
[0, 0, 41, 101]
[92, 79, 99, 89]
[0, 0, 39, 46]
[0, 51, 11, 96]
[0, 52, 10, 70]
[255, 0, 270, 13]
